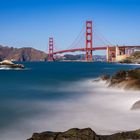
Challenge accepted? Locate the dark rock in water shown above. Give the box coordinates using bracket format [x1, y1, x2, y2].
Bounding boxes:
[27, 128, 140, 140]
[131, 100, 140, 110]
[101, 75, 110, 81]
[92, 75, 110, 83]
[92, 78, 100, 82]
[108, 68, 140, 90]
[0, 60, 25, 69]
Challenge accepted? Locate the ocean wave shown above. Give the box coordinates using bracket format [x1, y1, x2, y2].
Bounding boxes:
[0, 67, 29, 70]
[0, 67, 12, 70]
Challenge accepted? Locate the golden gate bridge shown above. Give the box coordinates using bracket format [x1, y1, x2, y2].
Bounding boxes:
[47, 21, 140, 62]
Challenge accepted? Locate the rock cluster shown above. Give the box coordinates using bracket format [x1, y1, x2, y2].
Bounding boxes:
[27, 128, 140, 140]
[110, 69, 140, 89]
[120, 51, 140, 64]
[101, 68, 140, 90]
[0, 60, 25, 69]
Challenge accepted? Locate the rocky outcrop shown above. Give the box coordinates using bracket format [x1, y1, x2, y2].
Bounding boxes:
[120, 51, 140, 64]
[131, 100, 140, 110]
[0, 60, 25, 69]
[27, 128, 140, 140]
[0, 60, 14, 65]
[100, 75, 110, 81]
[110, 69, 140, 89]
[102, 68, 140, 90]
[0, 45, 47, 61]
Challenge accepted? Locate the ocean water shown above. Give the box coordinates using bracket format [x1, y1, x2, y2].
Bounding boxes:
[0, 62, 140, 140]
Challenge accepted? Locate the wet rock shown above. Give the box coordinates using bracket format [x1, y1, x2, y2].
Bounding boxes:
[27, 128, 97, 140]
[131, 100, 140, 110]
[100, 75, 110, 81]
[0, 60, 25, 69]
[27, 128, 140, 140]
[108, 68, 140, 90]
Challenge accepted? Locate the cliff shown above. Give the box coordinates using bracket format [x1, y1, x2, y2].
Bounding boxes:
[0, 45, 47, 61]
[27, 128, 140, 140]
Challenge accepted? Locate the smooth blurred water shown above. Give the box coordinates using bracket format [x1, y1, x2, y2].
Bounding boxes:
[0, 62, 139, 140]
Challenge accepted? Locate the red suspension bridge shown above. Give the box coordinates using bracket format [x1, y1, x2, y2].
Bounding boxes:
[47, 21, 140, 62]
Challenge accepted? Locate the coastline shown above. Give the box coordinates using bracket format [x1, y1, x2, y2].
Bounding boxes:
[27, 65, 140, 140]
[0, 62, 140, 140]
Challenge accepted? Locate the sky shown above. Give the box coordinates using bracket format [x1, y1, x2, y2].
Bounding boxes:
[0, 0, 140, 54]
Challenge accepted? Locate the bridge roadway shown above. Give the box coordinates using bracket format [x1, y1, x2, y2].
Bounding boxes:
[52, 46, 140, 55]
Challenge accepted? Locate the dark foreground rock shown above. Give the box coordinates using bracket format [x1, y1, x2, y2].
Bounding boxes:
[27, 128, 140, 140]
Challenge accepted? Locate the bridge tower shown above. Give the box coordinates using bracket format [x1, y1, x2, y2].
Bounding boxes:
[86, 21, 93, 62]
[48, 37, 54, 61]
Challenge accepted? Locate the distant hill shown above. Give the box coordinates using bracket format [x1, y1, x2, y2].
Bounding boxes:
[0, 45, 47, 61]
[63, 54, 83, 60]
[121, 51, 140, 64]
[61, 54, 106, 61]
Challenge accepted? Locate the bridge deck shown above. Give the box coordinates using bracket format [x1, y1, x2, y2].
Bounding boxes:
[52, 46, 140, 55]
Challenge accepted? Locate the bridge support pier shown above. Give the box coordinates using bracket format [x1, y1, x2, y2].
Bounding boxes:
[86, 21, 93, 62]
[106, 46, 131, 62]
[48, 37, 54, 61]
[106, 46, 116, 62]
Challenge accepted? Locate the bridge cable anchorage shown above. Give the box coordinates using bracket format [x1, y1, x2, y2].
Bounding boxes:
[48, 37, 54, 61]
[86, 20, 93, 62]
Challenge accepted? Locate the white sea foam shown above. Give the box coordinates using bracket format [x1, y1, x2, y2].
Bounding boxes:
[1, 79, 140, 140]
[0, 67, 24, 70]
[0, 67, 11, 70]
